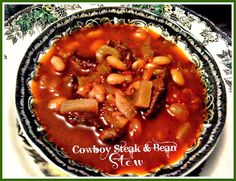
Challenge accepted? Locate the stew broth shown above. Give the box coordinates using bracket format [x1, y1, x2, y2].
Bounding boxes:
[31, 24, 206, 175]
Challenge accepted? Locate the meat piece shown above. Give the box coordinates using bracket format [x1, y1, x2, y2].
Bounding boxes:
[115, 92, 137, 120]
[108, 41, 135, 69]
[99, 128, 120, 142]
[65, 111, 99, 127]
[99, 108, 129, 143]
[62, 75, 78, 97]
[69, 55, 97, 76]
[143, 69, 168, 118]
[99, 115, 128, 143]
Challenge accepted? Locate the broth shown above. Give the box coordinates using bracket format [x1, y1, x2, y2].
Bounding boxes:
[31, 23, 206, 175]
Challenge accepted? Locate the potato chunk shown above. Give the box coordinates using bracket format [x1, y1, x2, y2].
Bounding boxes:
[60, 99, 98, 113]
[133, 80, 153, 108]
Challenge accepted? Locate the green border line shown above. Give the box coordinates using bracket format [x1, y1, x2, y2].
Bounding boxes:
[0, 0, 2, 180]
[1, 0, 234, 180]
[1, 0, 236, 3]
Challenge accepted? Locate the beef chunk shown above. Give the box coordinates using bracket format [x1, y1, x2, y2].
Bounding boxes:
[108, 41, 135, 69]
[98, 108, 129, 143]
[99, 128, 119, 142]
[69, 55, 97, 76]
[65, 112, 99, 127]
[143, 69, 168, 118]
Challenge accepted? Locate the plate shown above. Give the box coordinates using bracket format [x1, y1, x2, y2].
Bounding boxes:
[3, 3, 233, 177]
[14, 6, 227, 176]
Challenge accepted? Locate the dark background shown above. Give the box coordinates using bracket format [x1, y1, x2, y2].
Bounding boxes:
[4, 4, 232, 37]
[184, 5, 231, 37]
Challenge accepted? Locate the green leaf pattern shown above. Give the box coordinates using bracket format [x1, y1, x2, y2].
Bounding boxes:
[4, 5, 63, 44]
[4, 4, 164, 45]
[132, 4, 164, 15]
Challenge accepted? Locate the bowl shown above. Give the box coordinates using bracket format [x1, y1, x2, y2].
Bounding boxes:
[15, 7, 226, 176]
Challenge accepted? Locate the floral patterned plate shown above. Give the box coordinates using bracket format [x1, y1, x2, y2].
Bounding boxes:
[4, 3, 232, 177]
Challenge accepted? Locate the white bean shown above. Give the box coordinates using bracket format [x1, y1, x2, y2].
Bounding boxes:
[50, 56, 65, 72]
[145, 63, 157, 69]
[131, 58, 146, 71]
[170, 69, 185, 86]
[106, 56, 127, 70]
[77, 85, 91, 97]
[152, 56, 172, 65]
[93, 84, 106, 103]
[106, 73, 126, 85]
[167, 103, 189, 121]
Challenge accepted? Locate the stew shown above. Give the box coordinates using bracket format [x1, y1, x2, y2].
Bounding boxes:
[31, 23, 206, 175]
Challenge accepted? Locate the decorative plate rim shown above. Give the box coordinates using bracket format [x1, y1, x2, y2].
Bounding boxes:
[175, 4, 231, 45]
[4, 4, 232, 46]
